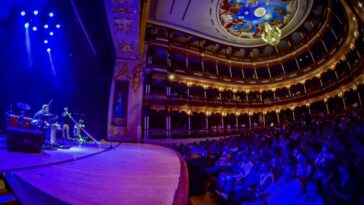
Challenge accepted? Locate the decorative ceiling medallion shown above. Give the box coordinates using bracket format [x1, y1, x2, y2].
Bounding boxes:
[218, 0, 298, 39]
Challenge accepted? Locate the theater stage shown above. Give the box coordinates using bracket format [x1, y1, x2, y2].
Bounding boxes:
[0, 136, 187, 205]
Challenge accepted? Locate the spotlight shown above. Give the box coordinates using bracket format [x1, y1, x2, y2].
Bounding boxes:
[33, 10, 39, 15]
[49, 31, 54, 36]
[32, 26, 37, 31]
[49, 12, 54, 17]
[44, 40, 48, 44]
[20, 11, 26, 16]
[44, 24, 49, 29]
[56, 24, 61, 29]
[47, 48, 51, 52]
[24, 22, 30, 28]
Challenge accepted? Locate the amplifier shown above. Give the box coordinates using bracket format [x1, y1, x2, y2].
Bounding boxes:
[6, 127, 43, 153]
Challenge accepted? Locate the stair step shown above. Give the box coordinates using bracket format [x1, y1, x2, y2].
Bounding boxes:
[0, 193, 17, 205]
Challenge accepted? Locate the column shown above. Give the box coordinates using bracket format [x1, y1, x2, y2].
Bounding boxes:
[262, 113, 266, 127]
[254, 69, 258, 79]
[167, 51, 171, 67]
[229, 66, 233, 78]
[185, 55, 189, 69]
[166, 113, 170, 139]
[259, 93, 263, 102]
[105, 0, 145, 142]
[319, 78, 324, 88]
[215, 62, 219, 75]
[325, 101, 330, 114]
[291, 109, 296, 121]
[306, 104, 311, 115]
[144, 113, 149, 138]
[281, 64, 286, 75]
[334, 70, 339, 80]
[267, 67, 272, 78]
[188, 115, 191, 136]
[221, 114, 225, 132]
[276, 111, 280, 124]
[342, 96, 347, 110]
[201, 59, 205, 72]
[248, 114, 252, 129]
[288, 88, 292, 98]
[205, 115, 209, 130]
[235, 115, 239, 132]
[303, 85, 307, 94]
[273, 91, 277, 101]
[357, 91, 362, 107]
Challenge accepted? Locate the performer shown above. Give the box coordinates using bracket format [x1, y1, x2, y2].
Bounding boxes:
[33, 103, 60, 146]
[61, 107, 71, 139]
[33, 104, 50, 126]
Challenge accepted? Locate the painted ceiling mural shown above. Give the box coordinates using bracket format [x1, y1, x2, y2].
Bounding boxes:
[218, 0, 298, 39]
[148, 0, 312, 47]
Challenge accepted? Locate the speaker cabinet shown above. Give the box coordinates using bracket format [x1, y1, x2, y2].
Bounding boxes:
[6, 127, 43, 153]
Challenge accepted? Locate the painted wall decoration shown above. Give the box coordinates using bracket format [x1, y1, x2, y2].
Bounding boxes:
[218, 0, 298, 39]
[112, 80, 129, 127]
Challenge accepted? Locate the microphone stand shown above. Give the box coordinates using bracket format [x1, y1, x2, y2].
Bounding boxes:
[65, 111, 101, 145]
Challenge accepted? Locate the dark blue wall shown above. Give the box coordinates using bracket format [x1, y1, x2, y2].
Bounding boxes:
[0, 0, 115, 139]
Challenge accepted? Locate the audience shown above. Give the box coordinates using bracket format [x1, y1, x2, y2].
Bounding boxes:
[172, 109, 364, 205]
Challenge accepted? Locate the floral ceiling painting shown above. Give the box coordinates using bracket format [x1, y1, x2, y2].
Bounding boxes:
[218, 0, 298, 39]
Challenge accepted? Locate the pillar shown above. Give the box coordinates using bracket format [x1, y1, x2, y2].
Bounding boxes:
[325, 102, 330, 114]
[357, 91, 362, 107]
[188, 115, 191, 136]
[276, 112, 280, 124]
[105, 0, 145, 142]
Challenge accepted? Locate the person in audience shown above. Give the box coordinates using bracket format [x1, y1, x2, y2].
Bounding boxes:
[293, 180, 325, 205]
[296, 154, 313, 181]
[174, 109, 364, 205]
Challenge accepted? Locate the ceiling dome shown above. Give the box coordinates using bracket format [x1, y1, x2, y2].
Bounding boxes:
[217, 0, 313, 46]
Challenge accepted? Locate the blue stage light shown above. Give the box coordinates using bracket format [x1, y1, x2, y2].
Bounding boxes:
[49, 12, 54, 17]
[49, 31, 54, 36]
[20, 11, 26, 16]
[47, 48, 51, 52]
[33, 10, 39, 15]
[32, 26, 37, 31]
[44, 24, 49, 29]
[56, 24, 61, 29]
[24, 22, 30, 28]
[44, 40, 48, 44]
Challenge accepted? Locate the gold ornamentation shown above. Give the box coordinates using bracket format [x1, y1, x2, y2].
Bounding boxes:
[133, 65, 142, 92]
[261, 22, 281, 47]
[113, 18, 133, 33]
[114, 63, 131, 80]
[112, 0, 130, 4]
[113, 6, 132, 15]
[118, 40, 134, 53]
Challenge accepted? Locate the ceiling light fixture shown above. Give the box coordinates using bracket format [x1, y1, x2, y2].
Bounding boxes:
[261, 22, 282, 47]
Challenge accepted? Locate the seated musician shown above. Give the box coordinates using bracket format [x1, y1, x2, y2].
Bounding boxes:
[33, 104, 50, 126]
[33, 104, 60, 146]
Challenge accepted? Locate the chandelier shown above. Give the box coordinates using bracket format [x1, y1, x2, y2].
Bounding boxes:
[261, 22, 282, 47]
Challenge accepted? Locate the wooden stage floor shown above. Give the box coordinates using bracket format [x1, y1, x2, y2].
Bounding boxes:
[0, 136, 184, 205]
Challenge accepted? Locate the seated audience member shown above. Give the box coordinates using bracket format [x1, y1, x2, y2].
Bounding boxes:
[231, 162, 274, 204]
[315, 145, 335, 167]
[296, 154, 313, 181]
[293, 180, 325, 205]
[243, 164, 303, 205]
[329, 162, 357, 205]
